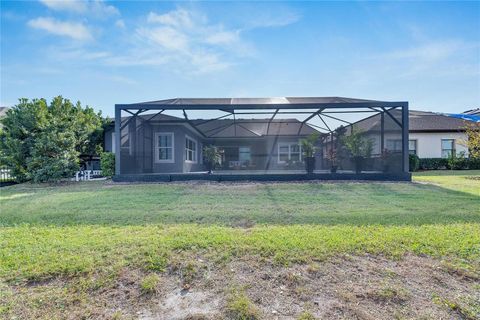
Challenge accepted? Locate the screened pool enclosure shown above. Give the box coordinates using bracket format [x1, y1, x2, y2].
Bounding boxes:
[112, 97, 410, 181]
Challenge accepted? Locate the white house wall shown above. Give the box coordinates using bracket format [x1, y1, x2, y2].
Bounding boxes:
[409, 132, 468, 158]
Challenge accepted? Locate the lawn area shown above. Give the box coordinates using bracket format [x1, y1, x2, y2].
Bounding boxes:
[414, 170, 480, 196]
[0, 171, 479, 319]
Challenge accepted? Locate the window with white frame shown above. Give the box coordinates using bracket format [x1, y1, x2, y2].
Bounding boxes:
[185, 135, 197, 162]
[408, 140, 417, 155]
[239, 147, 251, 164]
[386, 139, 402, 152]
[155, 132, 174, 163]
[278, 143, 302, 163]
[441, 139, 455, 158]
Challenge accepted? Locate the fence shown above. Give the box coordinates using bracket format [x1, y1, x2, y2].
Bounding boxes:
[73, 170, 104, 182]
[0, 166, 16, 186]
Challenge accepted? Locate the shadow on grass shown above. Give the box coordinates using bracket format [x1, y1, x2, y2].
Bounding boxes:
[0, 180, 478, 227]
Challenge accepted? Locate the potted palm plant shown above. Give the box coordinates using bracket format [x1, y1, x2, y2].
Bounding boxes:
[341, 130, 374, 174]
[300, 133, 319, 174]
[203, 145, 221, 174]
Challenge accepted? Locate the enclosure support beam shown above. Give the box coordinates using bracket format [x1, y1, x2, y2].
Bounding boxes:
[195, 113, 231, 126]
[306, 122, 330, 133]
[298, 108, 325, 134]
[381, 111, 385, 153]
[146, 109, 165, 121]
[317, 114, 332, 132]
[382, 107, 403, 128]
[266, 109, 279, 135]
[401, 104, 409, 173]
[115, 107, 121, 175]
[205, 122, 234, 137]
[183, 109, 207, 138]
[319, 113, 352, 125]
[120, 109, 147, 131]
[233, 112, 237, 137]
[236, 123, 262, 137]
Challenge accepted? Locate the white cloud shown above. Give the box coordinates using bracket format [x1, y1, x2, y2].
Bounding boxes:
[115, 19, 125, 28]
[28, 17, 92, 41]
[205, 31, 240, 45]
[39, 0, 87, 13]
[37, 6, 300, 75]
[137, 26, 189, 51]
[385, 41, 468, 62]
[90, 0, 119, 17]
[39, 0, 119, 17]
[147, 9, 198, 29]
[241, 7, 300, 29]
[100, 8, 248, 73]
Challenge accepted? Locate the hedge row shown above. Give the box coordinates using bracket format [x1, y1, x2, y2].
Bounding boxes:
[410, 156, 480, 171]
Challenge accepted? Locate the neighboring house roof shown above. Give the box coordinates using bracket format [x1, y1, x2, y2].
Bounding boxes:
[0, 107, 9, 118]
[0, 107, 9, 129]
[463, 108, 480, 116]
[345, 109, 475, 134]
[409, 110, 474, 132]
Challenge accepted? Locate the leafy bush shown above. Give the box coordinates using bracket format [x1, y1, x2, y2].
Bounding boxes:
[409, 154, 420, 172]
[419, 157, 480, 170]
[0, 97, 105, 182]
[100, 152, 115, 177]
[418, 158, 449, 170]
[447, 154, 469, 170]
[468, 157, 480, 169]
[341, 130, 374, 158]
[26, 130, 80, 183]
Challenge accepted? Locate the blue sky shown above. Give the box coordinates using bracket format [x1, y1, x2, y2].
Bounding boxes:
[1, 0, 479, 117]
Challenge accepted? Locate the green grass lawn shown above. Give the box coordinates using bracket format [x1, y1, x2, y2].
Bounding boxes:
[0, 171, 479, 286]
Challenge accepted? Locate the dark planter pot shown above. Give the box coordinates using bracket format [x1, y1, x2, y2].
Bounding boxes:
[353, 156, 364, 174]
[330, 165, 338, 173]
[206, 162, 214, 174]
[304, 157, 315, 174]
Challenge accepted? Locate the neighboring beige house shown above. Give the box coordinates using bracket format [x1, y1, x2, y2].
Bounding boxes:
[408, 110, 474, 158]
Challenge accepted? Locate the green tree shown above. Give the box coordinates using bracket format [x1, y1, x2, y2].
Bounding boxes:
[459, 122, 480, 159]
[0, 96, 105, 182]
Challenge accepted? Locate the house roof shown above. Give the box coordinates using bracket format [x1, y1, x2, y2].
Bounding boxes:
[409, 110, 474, 131]
[146, 114, 317, 138]
[338, 109, 476, 134]
[463, 108, 480, 116]
[117, 96, 406, 110]
[190, 118, 318, 138]
[0, 107, 9, 118]
[115, 113, 318, 138]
